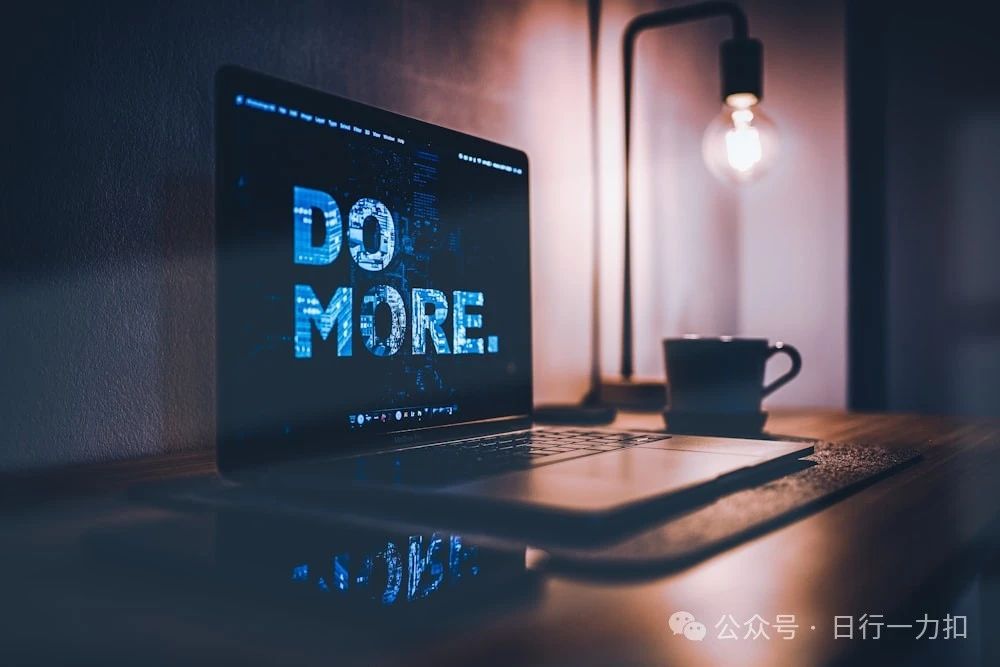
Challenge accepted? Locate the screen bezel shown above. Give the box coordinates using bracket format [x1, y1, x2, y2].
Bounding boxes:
[214, 66, 533, 473]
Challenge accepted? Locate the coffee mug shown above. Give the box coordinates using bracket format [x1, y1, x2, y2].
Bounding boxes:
[663, 336, 801, 414]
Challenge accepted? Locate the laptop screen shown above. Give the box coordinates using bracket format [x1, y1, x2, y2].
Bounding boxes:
[215, 67, 532, 469]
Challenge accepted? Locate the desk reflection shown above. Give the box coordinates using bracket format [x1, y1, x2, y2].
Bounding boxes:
[214, 511, 526, 612]
[86, 508, 539, 630]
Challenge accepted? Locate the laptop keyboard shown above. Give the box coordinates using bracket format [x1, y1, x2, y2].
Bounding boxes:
[327, 428, 672, 486]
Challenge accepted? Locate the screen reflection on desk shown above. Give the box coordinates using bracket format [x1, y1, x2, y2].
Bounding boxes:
[288, 533, 478, 605]
[214, 511, 532, 614]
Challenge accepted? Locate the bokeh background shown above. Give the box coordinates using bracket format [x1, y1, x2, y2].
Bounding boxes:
[2, 0, 997, 471]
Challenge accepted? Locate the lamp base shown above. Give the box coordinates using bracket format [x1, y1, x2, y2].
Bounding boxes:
[599, 379, 666, 412]
[533, 403, 618, 425]
[534, 387, 619, 425]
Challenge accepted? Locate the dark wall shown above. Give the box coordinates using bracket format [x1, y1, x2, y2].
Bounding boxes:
[849, 0, 1000, 417]
[884, 2, 1000, 417]
[0, 0, 589, 471]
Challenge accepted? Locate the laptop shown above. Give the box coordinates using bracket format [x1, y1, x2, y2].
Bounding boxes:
[214, 66, 811, 527]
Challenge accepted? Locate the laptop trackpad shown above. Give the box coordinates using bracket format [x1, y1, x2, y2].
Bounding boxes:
[439, 447, 764, 515]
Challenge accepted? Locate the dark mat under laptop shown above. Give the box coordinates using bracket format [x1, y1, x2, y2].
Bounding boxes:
[540, 438, 921, 576]
[129, 437, 921, 578]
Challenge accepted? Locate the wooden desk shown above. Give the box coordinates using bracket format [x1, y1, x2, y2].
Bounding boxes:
[2, 410, 999, 666]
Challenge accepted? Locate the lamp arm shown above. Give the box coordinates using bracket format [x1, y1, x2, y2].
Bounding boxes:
[619, 1, 749, 380]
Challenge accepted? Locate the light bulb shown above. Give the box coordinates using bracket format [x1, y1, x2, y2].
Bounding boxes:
[701, 93, 778, 184]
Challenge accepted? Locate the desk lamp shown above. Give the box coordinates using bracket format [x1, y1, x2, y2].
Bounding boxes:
[601, 0, 778, 411]
[536, 0, 776, 423]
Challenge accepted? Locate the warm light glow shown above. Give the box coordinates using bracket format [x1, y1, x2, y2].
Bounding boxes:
[702, 96, 778, 184]
[724, 109, 763, 173]
[724, 92, 759, 109]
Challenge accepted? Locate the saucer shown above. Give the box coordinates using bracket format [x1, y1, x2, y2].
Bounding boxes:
[662, 410, 769, 438]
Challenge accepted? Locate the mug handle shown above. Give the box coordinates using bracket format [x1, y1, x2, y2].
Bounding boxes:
[762, 342, 802, 397]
